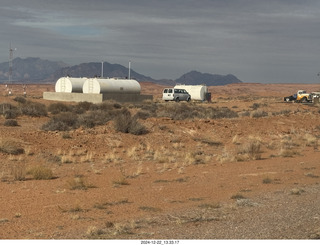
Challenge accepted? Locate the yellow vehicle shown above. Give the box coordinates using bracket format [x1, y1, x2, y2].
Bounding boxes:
[296, 90, 312, 103]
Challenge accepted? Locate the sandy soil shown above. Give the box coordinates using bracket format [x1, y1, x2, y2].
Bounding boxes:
[0, 82, 320, 239]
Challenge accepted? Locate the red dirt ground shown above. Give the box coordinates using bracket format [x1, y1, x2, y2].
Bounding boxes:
[0, 82, 320, 239]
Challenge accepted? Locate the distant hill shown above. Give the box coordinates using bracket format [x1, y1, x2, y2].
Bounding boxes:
[175, 70, 242, 86]
[0, 57, 243, 86]
[51, 62, 155, 82]
[0, 57, 68, 83]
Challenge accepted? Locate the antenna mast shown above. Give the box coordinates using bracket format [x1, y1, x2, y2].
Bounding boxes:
[128, 60, 131, 80]
[9, 42, 16, 84]
[101, 60, 104, 78]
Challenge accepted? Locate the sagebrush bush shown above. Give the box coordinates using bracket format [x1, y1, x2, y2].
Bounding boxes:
[250, 110, 268, 118]
[21, 101, 47, 117]
[77, 110, 113, 128]
[42, 112, 78, 131]
[0, 103, 20, 119]
[4, 119, 19, 127]
[113, 109, 147, 135]
[157, 103, 238, 120]
[13, 96, 26, 104]
[73, 101, 93, 114]
[48, 102, 72, 114]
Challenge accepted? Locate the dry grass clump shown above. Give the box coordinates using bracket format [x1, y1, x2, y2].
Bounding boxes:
[250, 109, 269, 118]
[11, 163, 27, 181]
[238, 138, 262, 160]
[0, 138, 24, 155]
[27, 165, 54, 180]
[67, 176, 96, 190]
[217, 137, 262, 162]
[156, 103, 238, 120]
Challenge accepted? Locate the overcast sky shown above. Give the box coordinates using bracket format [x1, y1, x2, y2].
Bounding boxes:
[1, 0, 320, 83]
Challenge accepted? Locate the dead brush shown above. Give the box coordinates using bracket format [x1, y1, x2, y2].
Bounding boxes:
[27, 165, 54, 180]
[0, 138, 24, 155]
[236, 138, 262, 161]
[11, 163, 27, 181]
[303, 133, 318, 147]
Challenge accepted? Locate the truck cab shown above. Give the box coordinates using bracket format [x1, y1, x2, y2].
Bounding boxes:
[296, 90, 311, 103]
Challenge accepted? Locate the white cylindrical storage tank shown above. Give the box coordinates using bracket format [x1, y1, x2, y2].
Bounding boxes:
[55, 77, 87, 93]
[83, 78, 141, 94]
[174, 85, 208, 101]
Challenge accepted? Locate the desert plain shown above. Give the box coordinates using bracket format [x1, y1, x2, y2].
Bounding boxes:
[0, 82, 320, 239]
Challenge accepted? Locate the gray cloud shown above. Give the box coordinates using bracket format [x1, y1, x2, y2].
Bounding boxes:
[1, 0, 320, 83]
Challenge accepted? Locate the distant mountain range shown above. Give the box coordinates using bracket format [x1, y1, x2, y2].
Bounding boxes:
[0, 57, 243, 86]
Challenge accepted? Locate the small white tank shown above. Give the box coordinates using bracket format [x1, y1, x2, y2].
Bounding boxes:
[174, 84, 208, 101]
[55, 77, 87, 93]
[83, 78, 141, 94]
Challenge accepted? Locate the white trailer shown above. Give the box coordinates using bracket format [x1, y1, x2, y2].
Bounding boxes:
[174, 84, 208, 101]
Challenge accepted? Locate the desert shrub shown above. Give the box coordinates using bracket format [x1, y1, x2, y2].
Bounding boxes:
[11, 163, 26, 181]
[4, 108, 20, 119]
[236, 139, 262, 160]
[91, 101, 122, 111]
[4, 119, 19, 127]
[48, 102, 72, 114]
[21, 101, 47, 117]
[0, 103, 20, 119]
[113, 109, 147, 135]
[135, 110, 151, 120]
[77, 110, 113, 128]
[27, 165, 53, 180]
[13, 96, 26, 104]
[128, 118, 148, 135]
[73, 101, 93, 114]
[272, 109, 291, 116]
[206, 107, 238, 119]
[67, 176, 96, 190]
[238, 111, 251, 117]
[250, 110, 268, 118]
[0, 139, 24, 155]
[42, 112, 78, 131]
[157, 103, 198, 120]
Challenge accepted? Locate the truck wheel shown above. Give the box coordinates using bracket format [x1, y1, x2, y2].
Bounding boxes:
[301, 97, 307, 103]
[187, 97, 191, 102]
[175, 97, 180, 102]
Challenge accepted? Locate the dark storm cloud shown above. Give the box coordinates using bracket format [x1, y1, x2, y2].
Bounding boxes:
[1, 0, 320, 83]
